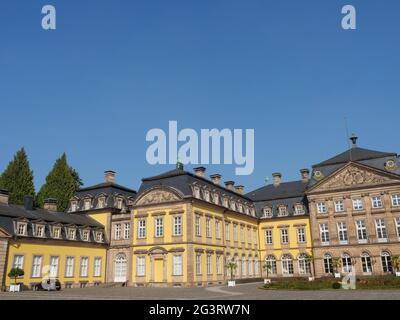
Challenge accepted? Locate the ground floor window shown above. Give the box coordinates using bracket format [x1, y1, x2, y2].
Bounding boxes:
[361, 253, 372, 273]
[381, 252, 393, 273]
[342, 254, 352, 273]
[265, 255, 277, 275]
[298, 254, 311, 275]
[281, 255, 294, 275]
[323, 254, 333, 274]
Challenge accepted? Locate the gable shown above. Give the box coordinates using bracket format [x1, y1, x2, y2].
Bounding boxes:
[135, 187, 182, 206]
[307, 162, 400, 194]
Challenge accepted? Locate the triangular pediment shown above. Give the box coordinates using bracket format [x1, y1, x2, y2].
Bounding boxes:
[308, 162, 400, 193]
[0, 227, 11, 238]
[135, 187, 182, 206]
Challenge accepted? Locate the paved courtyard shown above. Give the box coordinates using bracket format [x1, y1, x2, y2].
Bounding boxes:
[1, 282, 400, 300]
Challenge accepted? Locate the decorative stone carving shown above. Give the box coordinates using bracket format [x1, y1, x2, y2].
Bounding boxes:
[316, 165, 394, 192]
[136, 189, 180, 205]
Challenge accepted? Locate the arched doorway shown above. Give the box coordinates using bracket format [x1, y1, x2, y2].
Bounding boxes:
[114, 253, 127, 283]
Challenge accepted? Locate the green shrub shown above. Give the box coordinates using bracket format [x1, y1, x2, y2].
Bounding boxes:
[332, 282, 341, 289]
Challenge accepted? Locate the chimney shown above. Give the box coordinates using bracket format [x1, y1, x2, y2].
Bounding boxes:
[300, 168, 310, 183]
[224, 181, 235, 191]
[44, 198, 58, 212]
[24, 195, 34, 211]
[193, 167, 206, 178]
[104, 170, 116, 183]
[235, 185, 244, 194]
[0, 189, 9, 205]
[210, 174, 221, 185]
[272, 173, 282, 187]
[350, 133, 358, 148]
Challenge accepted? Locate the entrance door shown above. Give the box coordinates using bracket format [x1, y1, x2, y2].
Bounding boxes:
[154, 259, 163, 282]
[114, 254, 127, 282]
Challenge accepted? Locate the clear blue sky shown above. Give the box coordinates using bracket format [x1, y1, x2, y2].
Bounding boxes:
[0, 0, 399, 193]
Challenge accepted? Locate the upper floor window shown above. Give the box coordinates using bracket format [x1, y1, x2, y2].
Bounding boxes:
[97, 197, 106, 209]
[124, 223, 131, 240]
[280, 228, 289, 245]
[230, 201, 236, 211]
[70, 200, 78, 212]
[247, 228, 251, 243]
[352, 199, 364, 211]
[334, 200, 345, 213]
[233, 224, 238, 241]
[213, 193, 219, 205]
[116, 197, 123, 209]
[317, 202, 327, 214]
[395, 217, 400, 239]
[95, 231, 103, 242]
[278, 206, 288, 217]
[195, 215, 201, 237]
[240, 226, 245, 243]
[203, 189, 210, 202]
[223, 197, 229, 208]
[206, 217, 211, 238]
[372, 196, 383, 209]
[155, 217, 164, 237]
[173, 216, 182, 236]
[82, 230, 90, 241]
[17, 222, 27, 236]
[265, 229, 273, 245]
[294, 204, 305, 215]
[114, 224, 121, 240]
[337, 222, 348, 244]
[356, 220, 368, 243]
[53, 226, 61, 239]
[215, 220, 221, 239]
[84, 199, 91, 211]
[297, 227, 306, 244]
[263, 207, 273, 218]
[375, 219, 388, 242]
[193, 186, 200, 199]
[392, 194, 400, 207]
[67, 228, 76, 240]
[138, 219, 146, 239]
[319, 223, 330, 245]
[35, 225, 45, 237]
[225, 222, 230, 240]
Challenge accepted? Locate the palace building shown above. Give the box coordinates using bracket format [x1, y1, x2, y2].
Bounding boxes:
[1, 135, 400, 290]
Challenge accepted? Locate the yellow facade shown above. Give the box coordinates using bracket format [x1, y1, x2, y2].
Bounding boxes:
[6, 240, 107, 288]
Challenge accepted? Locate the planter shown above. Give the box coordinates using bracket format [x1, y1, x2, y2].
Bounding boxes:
[334, 273, 341, 278]
[227, 280, 236, 287]
[264, 279, 271, 284]
[396, 272, 400, 277]
[9, 284, 21, 292]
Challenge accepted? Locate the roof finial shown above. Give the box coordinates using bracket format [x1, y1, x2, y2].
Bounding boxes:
[350, 133, 358, 148]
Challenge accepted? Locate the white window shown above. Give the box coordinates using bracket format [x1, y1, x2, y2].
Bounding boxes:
[334, 200, 345, 212]
[254, 260, 259, 276]
[206, 218, 211, 238]
[68, 228, 76, 240]
[213, 193, 219, 205]
[281, 255, 294, 275]
[342, 254, 352, 273]
[241, 259, 246, 276]
[278, 206, 288, 217]
[204, 189, 210, 202]
[94, 257, 102, 277]
[317, 202, 327, 214]
[263, 207, 273, 218]
[294, 204, 305, 215]
[138, 219, 146, 238]
[71, 201, 78, 212]
[31, 256, 42, 278]
[53, 227, 61, 239]
[206, 254, 212, 275]
[136, 256, 146, 276]
[193, 186, 200, 198]
[173, 216, 182, 236]
[395, 217, 400, 238]
[195, 215, 201, 237]
[35, 225, 45, 237]
[82, 230, 90, 241]
[17, 223, 27, 236]
[265, 255, 277, 274]
[233, 224, 238, 241]
[297, 227, 306, 244]
[84, 199, 91, 210]
[97, 197, 105, 209]
[320, 223, 330, 245]
[372, 196, 383, 209]
[375, 219, 388, 242]
[253, 230, 257, 245]
[248, 259, 253, 276]
[95, 231, 103, 242]
[173, 255, 183, 276]
[352, 199, 364, 211]
[114, 224, 121, 240]
[124, 223, 130, 240]
[381, 252, 393, 273]
[49, 256, 59, 278]
[392, 194, 400, 207]
[280, 229, 289, 245]
[298, 254, 311, 275]
[155, 218, 164, 237]
[361, 253, 372, 273]
[80, 257, 89, 277]
[216, 255, 222, 275]
[337, 222, 348, 244]
[225, 223, 230, 241]
[116, 198, 123, 209]
[13, 255, 24, 269]
[240, 226, 245, 243]
[356, 220, 368, 243]
[215, 220, 221, 239]
[323, 254, 333, 274]
[265, 229, 273, 245]
[196, 254, 202, 275]
[65, 257, 74, 277]
[247, 228, 251, 243]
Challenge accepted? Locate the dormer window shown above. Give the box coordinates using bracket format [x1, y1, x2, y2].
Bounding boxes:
[294, 204, 305, 215]
[70, 200, 78, 212]
[35, 225, 45, 237]
[230, 201, 236, 211]
[53, 227, 61, 239]
[81, 230, 90, 241]
[17, 222, 27, 236]
[278, 205, 288, 217]
[95, 231, 103, 242]
[223, 197, 229, 208]
[68, 228, 76, 240]
[203, 189, 210, 202]
[263, 207, 273, 218]
[116, 197, 123, 209]
[237, 203, 243, 213]
[213, 193, 219, 205]
[193, 186, 200, 198]
[97, 196, 106, 209]
[84, 199, 91, 211]
[245, 206, 249, 215]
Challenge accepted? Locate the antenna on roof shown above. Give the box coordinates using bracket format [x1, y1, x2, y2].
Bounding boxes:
[344, 117, 353, 161]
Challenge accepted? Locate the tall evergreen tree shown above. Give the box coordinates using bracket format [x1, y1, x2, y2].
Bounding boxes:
[0, 148, 35, 205]
[36, 153, 80, 212]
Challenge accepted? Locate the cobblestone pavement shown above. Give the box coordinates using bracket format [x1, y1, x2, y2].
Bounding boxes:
[1, 282, 400, 300]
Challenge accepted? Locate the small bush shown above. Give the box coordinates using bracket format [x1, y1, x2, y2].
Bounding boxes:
[332, 282, 341, 289]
